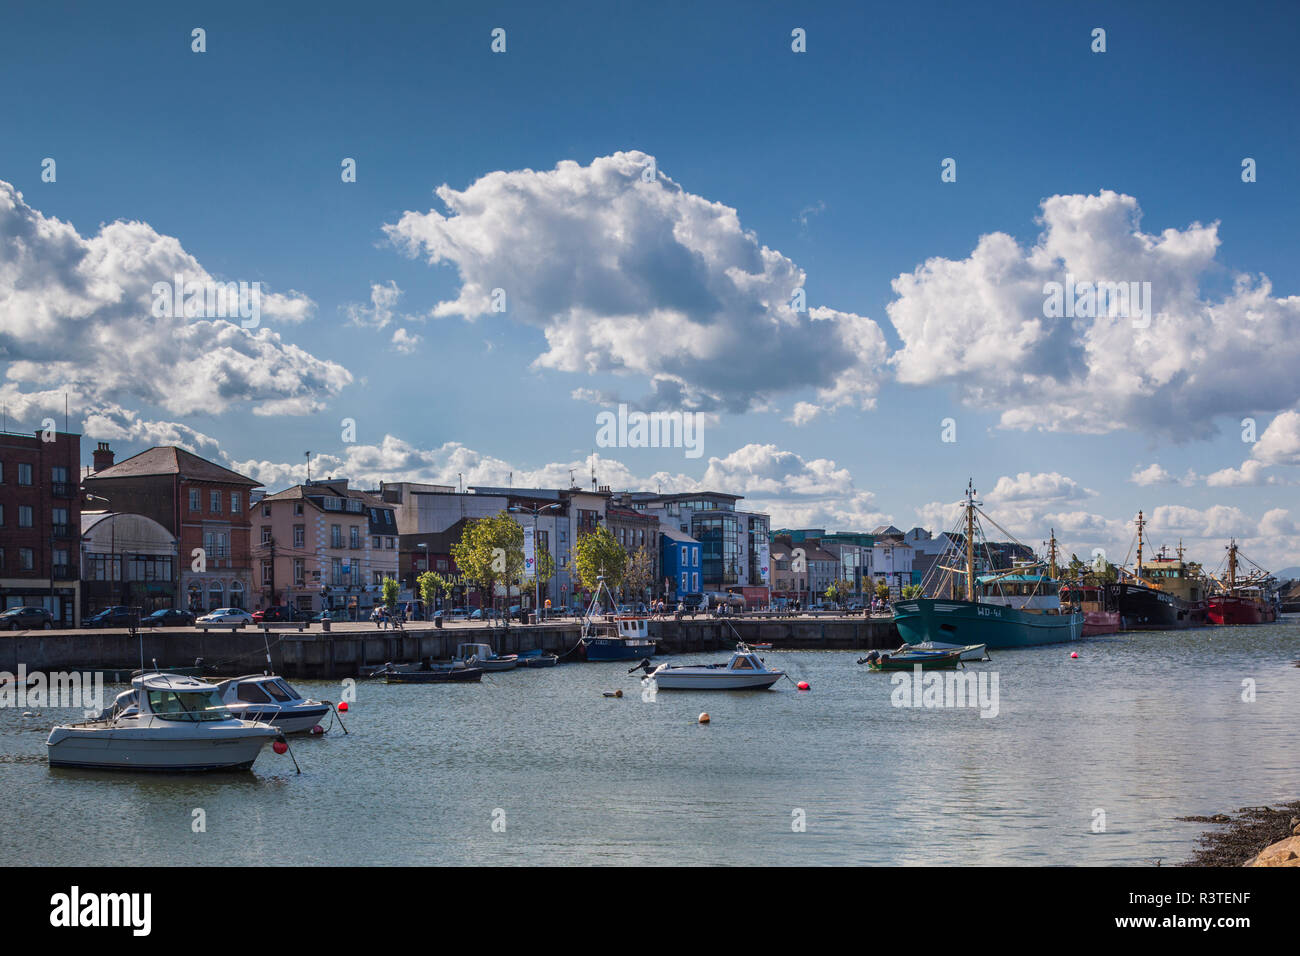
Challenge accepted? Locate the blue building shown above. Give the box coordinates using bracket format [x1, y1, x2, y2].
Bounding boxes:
[660, 525, 702, 600]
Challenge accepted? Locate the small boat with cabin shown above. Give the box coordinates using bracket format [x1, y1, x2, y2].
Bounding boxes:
[46, 673, 283, 771]
[632, 644, 782, 690]
[580, 577, 657, 662]
[212, 674, 332, 734]
[453, 643, 518, 671]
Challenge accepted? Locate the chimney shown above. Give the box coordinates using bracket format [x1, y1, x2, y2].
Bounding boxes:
[93, 441, 114, 472]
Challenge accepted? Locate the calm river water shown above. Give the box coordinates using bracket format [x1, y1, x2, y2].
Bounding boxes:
[3, 619, 1297, 865]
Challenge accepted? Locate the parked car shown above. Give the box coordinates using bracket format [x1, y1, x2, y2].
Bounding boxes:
[252, 605, 307, 623]
[196, 607, 254, 624]
[0, 606, 54, 630]
[85, 606, 136, 629]
[142, 608, 196, 628]
[448, 607, 470, 620]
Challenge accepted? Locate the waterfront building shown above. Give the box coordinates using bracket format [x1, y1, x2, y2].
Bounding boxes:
[82, 443, 258, 613]
[255, 479, 398, 616]
[0, 428, 81, 625]
[659, 524, 702, 600]
[80, 512, 177, 616]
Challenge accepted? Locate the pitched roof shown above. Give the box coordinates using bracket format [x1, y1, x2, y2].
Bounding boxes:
[88, 446, 260, 487]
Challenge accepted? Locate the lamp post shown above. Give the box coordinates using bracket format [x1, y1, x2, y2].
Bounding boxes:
[509, 502, 559, 622]
[416, 542, 428, 616]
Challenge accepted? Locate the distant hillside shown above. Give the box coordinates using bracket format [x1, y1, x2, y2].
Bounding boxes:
[1275, 567, 1300, 583]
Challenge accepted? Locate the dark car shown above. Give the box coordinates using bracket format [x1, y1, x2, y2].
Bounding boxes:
[252, 605, 307, 623]
[85, 606, 137, 629]
[0, 606, 54, 630]
[142, 608, 196, 628]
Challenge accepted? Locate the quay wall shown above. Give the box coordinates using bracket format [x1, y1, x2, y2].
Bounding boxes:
[0, 617, 900, 680]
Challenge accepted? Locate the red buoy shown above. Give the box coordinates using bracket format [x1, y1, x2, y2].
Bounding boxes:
[338, 701, 349, 712]
[797, 681, 810, 691]
[273, 740, 288, 755]
[310, 725, 324, 736]
[1070, 652, 1079, 659]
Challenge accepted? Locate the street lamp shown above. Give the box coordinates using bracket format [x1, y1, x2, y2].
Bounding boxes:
[416, 542, 428, 616]
[509, 502, 560, 622]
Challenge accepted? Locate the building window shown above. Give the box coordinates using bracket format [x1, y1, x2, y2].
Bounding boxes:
[331, 557, 342, 586]
[262, 561, 273, 585]
[18, 505, 33, 528]
[372, 536, 381, 548]
[18, 463, 33, 485]
[350, 526, 360, 549]
[436, 559, 448, 571]
[210, 490, 221, 513]
[0, 504, 4, 525]
[261, 526, 272, 544]
[331, 525, 342, 549]
[293, 559, 304, 586]
[693, 572, 699, 591]
[386, 537, 395, 549]
[189, 489, 200, 511]
[681, 545, 688, 565]
[20, 548, 35, 570]
[208, 581, 224, 610]
[229, 581, 245, 609]
[293, 525, 305, 548]
[294, 502, 304, 516]
[263, 503, 271, 517]
[52, 465, 69, 483]
[231, 492, 241, 513]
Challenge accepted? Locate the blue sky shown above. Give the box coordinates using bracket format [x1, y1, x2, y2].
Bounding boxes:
[2, 0, 1298, 571]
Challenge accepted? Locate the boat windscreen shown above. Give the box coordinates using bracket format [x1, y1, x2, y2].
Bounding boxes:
[265, 680, 298, 702]
[147, 688, 233, 722]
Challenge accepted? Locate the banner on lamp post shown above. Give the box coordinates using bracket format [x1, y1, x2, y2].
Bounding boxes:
[523, 524, 536, 579]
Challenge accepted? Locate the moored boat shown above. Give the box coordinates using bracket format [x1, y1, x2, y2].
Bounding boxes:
[213, 674, 332, 734]
[860, 647, 963, 671]
[633, 644, 783, 690]
[1059, 584, 1120, 636]
[906, 640, 988, 661]
[1207, 540, 1279, 625]
[46, 673, 282, 772]
[453, 643, 518, 671]
[375, 660, 483, 683]
[580, 577, 657, 661]
[894, 484, 1083, 650]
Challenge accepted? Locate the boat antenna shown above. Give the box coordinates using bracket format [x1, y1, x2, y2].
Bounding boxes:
[1134, 510, 1146, 585]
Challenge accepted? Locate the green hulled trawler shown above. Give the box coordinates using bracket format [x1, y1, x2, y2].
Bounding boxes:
[893, 481, 1083, 649]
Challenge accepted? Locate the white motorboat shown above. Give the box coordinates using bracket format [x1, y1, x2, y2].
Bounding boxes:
[46, 673, 282, 772]
[907, 641, 988, 662]
[454, 642, 518, 672]
[212, 674, 332, 734]
[636, 644, 784, 690]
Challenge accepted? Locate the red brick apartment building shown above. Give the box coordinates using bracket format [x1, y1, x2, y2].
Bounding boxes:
[82, 443, 261, 612]
[0, 429, 82, 625]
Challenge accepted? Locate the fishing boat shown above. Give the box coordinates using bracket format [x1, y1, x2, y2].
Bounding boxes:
[859, 647, 963, 671]
[212, 674, 332, 734]
[632, 644, 783, 690]
[46, 673, 283, 771]
[374, 660, 483, 683]
[1103, 514, 1207, 629]
[453, 642, 518, 671]
[580, 577, 657, 662]
[1207, 540, 1279, 625]
[894, 483, 1083, 649]
[1058, 584, 1120, 636]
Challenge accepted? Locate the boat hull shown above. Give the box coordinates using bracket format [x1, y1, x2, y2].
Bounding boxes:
[909, 641, 988, 661]
[382, 666, 483, 683]
[1104, 583, 1205, 630]
[583, 638, 657, 661]
[867, 650, 962, 671]
[894, 599, 1082, 649]
[651, 671, 782, 690]
[1081, 610, 1121, 636]
[1207, 596, 1276, 625]
[226, 704, 331, 735]
[46, 722, 278, 772]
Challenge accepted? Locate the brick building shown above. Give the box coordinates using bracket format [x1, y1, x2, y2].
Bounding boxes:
[82, 443, 260, 613]
[0, 429, 81, 625]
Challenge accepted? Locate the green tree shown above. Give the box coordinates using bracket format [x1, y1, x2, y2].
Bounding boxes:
[875, 579, 891, 602]
[901, 583, 923, 599]
[451, 512, 524, 613]
[381, 576, 400, 610]
[418, 571, 454, 611]
[574, 525, 627, 600]
[624, 545, 655, 599]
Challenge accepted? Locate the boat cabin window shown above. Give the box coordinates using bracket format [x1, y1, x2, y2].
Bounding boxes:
[264, 681, 296, 702]
[731, 655, 756, 670]
[271, 679, 301, 700]
[237, 682, 273, 703]
[147, 688, 232, 722]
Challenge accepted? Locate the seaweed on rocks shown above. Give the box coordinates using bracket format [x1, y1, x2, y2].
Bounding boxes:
[1179, 800, 1300, 866]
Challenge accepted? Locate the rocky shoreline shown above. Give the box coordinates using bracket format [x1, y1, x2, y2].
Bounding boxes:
[1180, 800, 1300, 866]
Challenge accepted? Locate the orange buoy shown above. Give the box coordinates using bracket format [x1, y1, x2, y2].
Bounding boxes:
[273, 740, 288, 755]
[698, 712, 710, 724]
[338, 701, 349, 712]
[797, 681, 810, 691]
